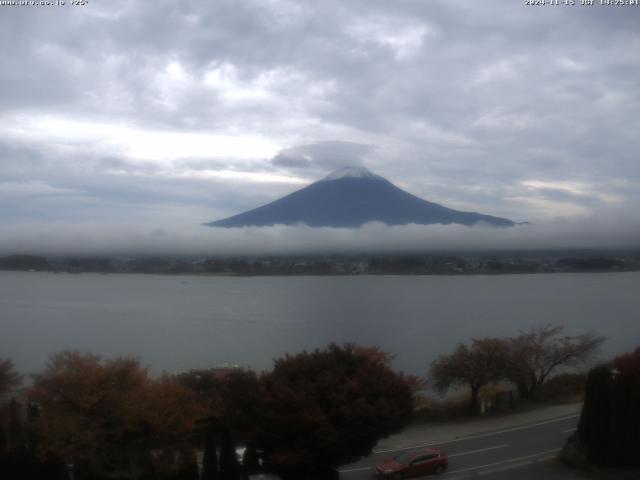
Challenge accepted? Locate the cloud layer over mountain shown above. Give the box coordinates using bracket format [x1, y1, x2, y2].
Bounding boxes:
[2, 216, 638, 257]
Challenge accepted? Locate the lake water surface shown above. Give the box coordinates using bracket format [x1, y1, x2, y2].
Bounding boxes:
[1, 271, 638, 377]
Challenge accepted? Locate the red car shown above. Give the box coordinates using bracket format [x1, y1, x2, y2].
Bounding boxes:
[376, 448, 448, 479]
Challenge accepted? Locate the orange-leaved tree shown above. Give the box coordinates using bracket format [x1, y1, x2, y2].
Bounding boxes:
[0, 358, 22, 396]
[29, 351, 203, 480]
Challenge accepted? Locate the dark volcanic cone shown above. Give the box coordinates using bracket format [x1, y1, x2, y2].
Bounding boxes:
[206, 166, 514, 228]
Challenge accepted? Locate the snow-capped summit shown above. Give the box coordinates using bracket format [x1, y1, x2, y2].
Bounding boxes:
[206, 167, 514, 228]
[321, 166, 382, 182]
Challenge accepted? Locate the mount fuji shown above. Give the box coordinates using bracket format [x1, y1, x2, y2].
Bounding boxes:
[206, 166, 514, 228]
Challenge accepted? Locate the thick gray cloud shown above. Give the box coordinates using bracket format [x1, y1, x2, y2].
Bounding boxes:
[271, 141, 375, 174]
[0, 0, 639, 250]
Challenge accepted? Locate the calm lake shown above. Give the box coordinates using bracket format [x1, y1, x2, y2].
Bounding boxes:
[1, 271, 639, 377]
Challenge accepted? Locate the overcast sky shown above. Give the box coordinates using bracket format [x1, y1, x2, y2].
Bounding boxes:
[1, 0, 639, 254]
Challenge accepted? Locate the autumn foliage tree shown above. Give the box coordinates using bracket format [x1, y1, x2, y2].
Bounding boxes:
[29, 351, 203, 480]
[258, 344, 416, 479]
[0, 358, 22, 396]
[429, 338, 510, 413]
[1, 358, 24, 454]
[176, 346, 420, 480]
[506, 324, 604, 398]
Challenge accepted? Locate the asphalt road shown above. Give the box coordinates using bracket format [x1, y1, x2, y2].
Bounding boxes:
[338, 413, 579, 479]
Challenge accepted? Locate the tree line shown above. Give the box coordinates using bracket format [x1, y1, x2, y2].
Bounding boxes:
[0, 325, 610, 479]
[429, 324, 604, 413]
[3, 253, 639, 276]
[0, 345, 419, 480]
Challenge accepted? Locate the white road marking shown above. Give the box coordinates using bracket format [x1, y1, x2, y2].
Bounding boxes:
[562, 428, 577, 433]
[448, 415, 579, 443]
[338, 466, 371, 473]
[373, 414, 579, 454]
[448, 444, 509, 458]
[478, 460, 532, 475]
[445, 448, 561, 475]
[534, 455, 558, 462]
[376, 445, 423, 454]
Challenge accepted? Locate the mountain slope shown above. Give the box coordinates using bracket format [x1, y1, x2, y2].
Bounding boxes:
[206, 167, 514, 228]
